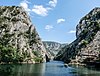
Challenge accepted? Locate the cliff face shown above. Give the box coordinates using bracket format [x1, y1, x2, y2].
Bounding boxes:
[43, 41, 67, 59]
[55, 7, 100, 63]
[0, 6, 47, 63]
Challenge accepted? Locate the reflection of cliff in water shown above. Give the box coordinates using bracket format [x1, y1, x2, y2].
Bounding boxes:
[0, 62, 100, 76]
[0, 64, 14, 76]
[0, 64, 46, 76]
[15, 64, 46, 76]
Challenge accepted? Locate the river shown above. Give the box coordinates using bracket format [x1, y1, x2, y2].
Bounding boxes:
[0, 61, 100, 76]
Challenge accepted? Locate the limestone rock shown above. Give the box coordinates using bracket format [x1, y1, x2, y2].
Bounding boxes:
[43, 41, 67, 59]
[0, 6, 47, 63]
[55, 7, 100, 64]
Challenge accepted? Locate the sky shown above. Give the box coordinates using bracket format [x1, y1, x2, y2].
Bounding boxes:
[0, 0, 100, 43]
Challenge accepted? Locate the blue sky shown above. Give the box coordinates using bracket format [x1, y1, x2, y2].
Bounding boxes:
[0, 0, 100, 43]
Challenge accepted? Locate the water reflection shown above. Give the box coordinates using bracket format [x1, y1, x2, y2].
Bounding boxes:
[15, 63, 46, 76]
[0, 61, 100, 76]
[0, 64, 14, 76]
[69, 65, 100, 76]
[0, 63, 46, 76]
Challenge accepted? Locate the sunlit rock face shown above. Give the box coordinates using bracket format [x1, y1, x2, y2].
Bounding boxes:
[43, 41, 67, 59]
[55, 7, 100, 63]
[0, 6, 48, 63]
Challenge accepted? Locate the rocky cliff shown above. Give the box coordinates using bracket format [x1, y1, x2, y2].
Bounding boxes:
[43, 41, 67, 59]
[55, 7, 100, 64]
[0, 6, 47, 63]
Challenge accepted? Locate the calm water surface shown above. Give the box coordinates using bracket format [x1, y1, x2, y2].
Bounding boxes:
[0, 61, 100, 76]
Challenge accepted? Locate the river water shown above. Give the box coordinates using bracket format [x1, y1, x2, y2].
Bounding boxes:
[0, 61, 100, 76]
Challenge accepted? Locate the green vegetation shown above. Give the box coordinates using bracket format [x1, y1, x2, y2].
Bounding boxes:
[0, 8, 2, 15]
[82, 29, 88, 35]
[32, 51, 39, 56]
[29, 33, 38, 45]
[96, 22, 100, 29]
[33, 57, 43, 63]
[0, 17, 6, 23]
[80, 39, 88, 48]
[0, 64, 14, 76]
[0, 47, 44, 63]
[81, 40, 88, 45]
[0, 6, 44, 64]
[32, 50, 43, 63]
[0, 45, 24, 63]
[0, 33, 14, 45]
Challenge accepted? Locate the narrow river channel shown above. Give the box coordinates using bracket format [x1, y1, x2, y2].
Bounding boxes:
[0, 61, 100, 76]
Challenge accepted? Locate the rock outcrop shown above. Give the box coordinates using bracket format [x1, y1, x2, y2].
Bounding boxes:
[55, 7, 100, 64]
[0, 6, 48, 63]
[43, 41, 67, 59]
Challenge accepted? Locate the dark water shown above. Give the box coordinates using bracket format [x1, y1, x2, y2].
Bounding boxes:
[0, 61, 100, 76]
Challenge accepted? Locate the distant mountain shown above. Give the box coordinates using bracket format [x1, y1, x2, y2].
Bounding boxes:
[43, 41, 67, 59]
[0, 6, 49, 63]
[55, 7, 100, 64]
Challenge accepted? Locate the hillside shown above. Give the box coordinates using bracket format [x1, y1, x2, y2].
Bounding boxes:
[0, 6, 48, 63]
[43, 41, 67, 59]
[55, 7, 100, 64]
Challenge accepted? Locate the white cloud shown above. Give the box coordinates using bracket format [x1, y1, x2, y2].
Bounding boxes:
[45, 25, 53, 31]
[32, 5, 49, 16]
[68, 30, 76, 34]
[57, 18, 65, 24]
[19, 0, 58, 17]
[20, 0, 31, 11]
[49, 0, 57, 7]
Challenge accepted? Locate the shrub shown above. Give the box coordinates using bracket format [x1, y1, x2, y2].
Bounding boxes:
[33, 57, 43, 63]
[32, 51, 39, 57]
[0, 45, 16, 63]
[0, 44, 25, 63]
[81, 40, 88, 46]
